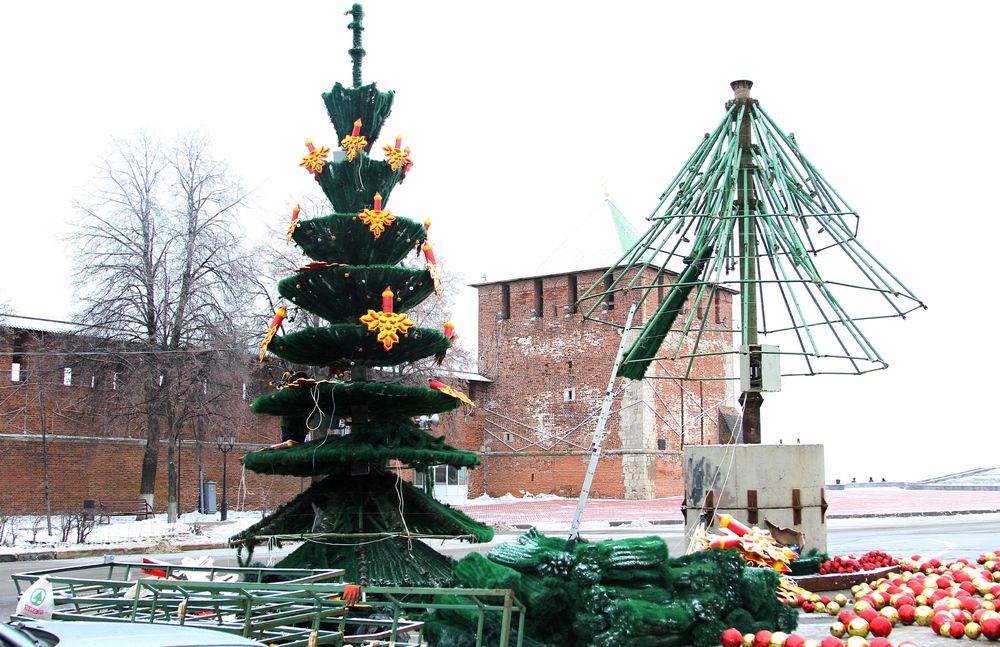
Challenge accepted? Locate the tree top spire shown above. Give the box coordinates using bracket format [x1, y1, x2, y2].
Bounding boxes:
[346, 4, 365, 88]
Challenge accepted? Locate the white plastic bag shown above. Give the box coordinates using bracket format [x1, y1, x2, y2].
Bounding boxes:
[15, 576, 54, 620]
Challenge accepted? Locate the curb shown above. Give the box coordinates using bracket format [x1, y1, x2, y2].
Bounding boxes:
[1, 541, 233, 563]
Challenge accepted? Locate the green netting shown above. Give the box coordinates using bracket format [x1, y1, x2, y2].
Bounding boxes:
[486, 527, 570, 572]
[453, 552, 522, 591]
[313, 155, 404, 214]
[788, 547, 829, 576]
[230, 469, 493, 552]
[242, 421, 479, 476]
[618, 244, 714, 380]
[460, 530, 796, 647]
[251, 380, 460, 418]
[278, 264, 435, 323]
[322, 82, 394, 145]
[268, 323, 449, 367]
[292, 211, 423, 265]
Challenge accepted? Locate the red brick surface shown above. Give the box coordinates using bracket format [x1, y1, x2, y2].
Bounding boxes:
[458, 267, 733, 499]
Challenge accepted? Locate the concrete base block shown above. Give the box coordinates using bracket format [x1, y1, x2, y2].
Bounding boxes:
[683, 443, 828, 552]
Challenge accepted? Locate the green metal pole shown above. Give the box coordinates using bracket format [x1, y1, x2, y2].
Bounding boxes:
[732, 80, 763, 444]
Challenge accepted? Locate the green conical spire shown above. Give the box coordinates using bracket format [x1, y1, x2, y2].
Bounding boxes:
[606, 197, 641, 254]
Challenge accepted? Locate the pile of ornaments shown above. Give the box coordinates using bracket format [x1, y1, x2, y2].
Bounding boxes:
[719, 626, 918, 647]
[819, 551, 900, 575]
[721, 550, 1000, 646]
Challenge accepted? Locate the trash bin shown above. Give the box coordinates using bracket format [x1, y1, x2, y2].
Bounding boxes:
[202, 481, 217, 514]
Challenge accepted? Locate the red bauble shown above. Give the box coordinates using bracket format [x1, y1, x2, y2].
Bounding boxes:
[784, 634, 806, 647]
[869, 638, 892, 647]
[869, 615, 893, 638]
[753, 630, 772, 647]
[981, 617, 1000, 640]
[721, 627, 743, 647]
[897, 604, 916, 624]
[950, 621, 968, 639]
[859, 607, 879, 623]
[820, 637, 844, 647]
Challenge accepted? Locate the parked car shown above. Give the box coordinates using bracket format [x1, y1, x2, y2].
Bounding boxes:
[0, 620, 266, 647]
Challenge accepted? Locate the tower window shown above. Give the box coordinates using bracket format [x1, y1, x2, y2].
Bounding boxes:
[533, 279, 543, 318]
[500, 283, 511, 320]
[567, 275, 578, 314]
[604, 273, 615, 311]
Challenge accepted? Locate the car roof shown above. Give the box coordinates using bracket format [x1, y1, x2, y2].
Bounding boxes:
[16, 620, 265, 647]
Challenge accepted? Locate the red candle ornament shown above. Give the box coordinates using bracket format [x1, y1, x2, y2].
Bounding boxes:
[305, 139, 315, 153]
[382, 286, 394, 312]
[424, 218, 431, 232]
[373, 192, 382, 211]
[395, 135, 402, 149]
[291, 204, 300, 223]
[716, 513, 749, 536]
[443, 321, 455, 339]
[352, 119, 362, 136]
[423, 243, 436, 265]
[709, 536, 742, 550]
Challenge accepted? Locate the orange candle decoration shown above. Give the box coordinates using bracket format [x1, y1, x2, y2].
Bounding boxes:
[352, 119, 362, 136]
[381, 286, 394, 312]
[443, 321, 455, 339]
[291, 204, 300, 223]
[716, 513, 749, 537]
[424, 218, 431, 232]
[305, 139, 316, 153]
[394, 135, 402, 149]
[422, 243, 436, 265]
[373, 192, 382, 211]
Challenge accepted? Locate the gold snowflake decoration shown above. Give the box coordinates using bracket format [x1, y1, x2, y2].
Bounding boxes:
[359, 309, 414, 350]
[359, 205, 396, 238]
[300, 140, 329, 174]
[383, 141, 412, 172]
[341, 134, 368, 162]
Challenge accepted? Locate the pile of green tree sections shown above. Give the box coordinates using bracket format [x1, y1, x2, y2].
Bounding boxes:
[427, 529, 797, 647]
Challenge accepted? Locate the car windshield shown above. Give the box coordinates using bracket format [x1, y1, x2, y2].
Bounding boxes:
[0, 622, 55, 647]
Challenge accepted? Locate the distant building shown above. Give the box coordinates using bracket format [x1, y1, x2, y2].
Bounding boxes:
[0, 324, 299, 515]
[438, 201, 737, 500]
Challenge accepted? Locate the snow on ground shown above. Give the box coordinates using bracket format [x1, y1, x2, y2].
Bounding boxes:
[0, 511, 265, 557]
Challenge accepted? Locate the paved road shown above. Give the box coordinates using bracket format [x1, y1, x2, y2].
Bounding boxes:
[3, 513, 998, 623]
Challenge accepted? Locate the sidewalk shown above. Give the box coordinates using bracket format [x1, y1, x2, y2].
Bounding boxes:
[3, 487, 996, 563]
[454, 486, 1000, 527]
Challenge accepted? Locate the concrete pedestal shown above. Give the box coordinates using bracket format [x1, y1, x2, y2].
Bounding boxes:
[682, 444, 828, 552]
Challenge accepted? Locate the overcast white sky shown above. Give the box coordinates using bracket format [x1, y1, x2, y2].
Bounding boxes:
[1, 1, 997, 482]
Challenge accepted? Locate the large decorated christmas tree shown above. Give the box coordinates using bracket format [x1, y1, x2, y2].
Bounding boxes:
[231, 4, 492, 587]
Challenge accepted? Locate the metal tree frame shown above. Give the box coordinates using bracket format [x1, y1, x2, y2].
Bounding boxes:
[578, 80, 925, 441]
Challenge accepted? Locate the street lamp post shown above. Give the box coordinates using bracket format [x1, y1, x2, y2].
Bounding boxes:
[216, 435, 236, 521]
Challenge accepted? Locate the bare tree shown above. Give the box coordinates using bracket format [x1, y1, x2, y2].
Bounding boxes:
[72, 132, 257, 522]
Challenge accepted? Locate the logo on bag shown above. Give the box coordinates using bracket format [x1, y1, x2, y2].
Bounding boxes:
[30, 588, 46, 606]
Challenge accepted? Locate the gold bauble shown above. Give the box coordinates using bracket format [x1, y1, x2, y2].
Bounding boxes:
[914, 605, 935, 625]
[847, 617, 870, 637]
[769, 631, 789, 647]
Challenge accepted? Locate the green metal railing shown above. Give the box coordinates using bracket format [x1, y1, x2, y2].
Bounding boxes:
[12, 561, 527, 647]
